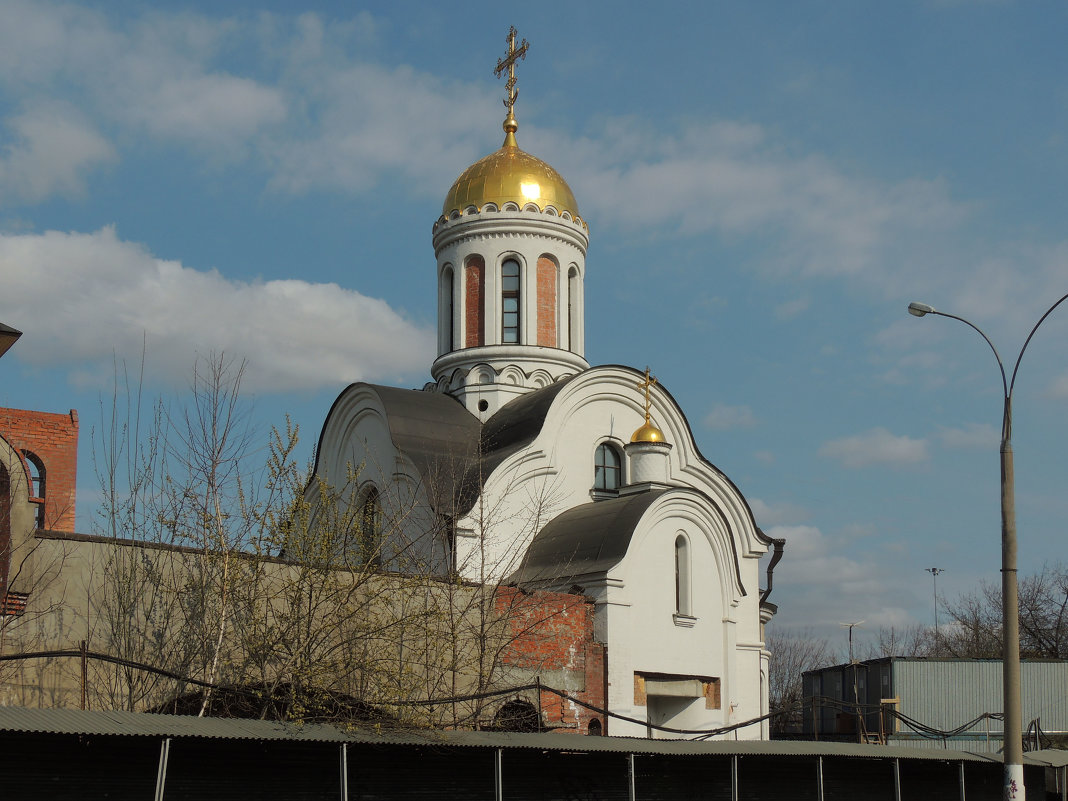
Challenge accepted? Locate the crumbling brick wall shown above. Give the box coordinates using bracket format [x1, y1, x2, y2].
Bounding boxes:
[496, 587, 606, 734]
[0, 408, 78, 532]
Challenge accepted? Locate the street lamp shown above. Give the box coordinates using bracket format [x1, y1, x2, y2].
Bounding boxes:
[908, 292, 1068, 801]
[925, 567, 944, 643]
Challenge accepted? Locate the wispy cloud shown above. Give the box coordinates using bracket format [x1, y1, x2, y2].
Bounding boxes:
[703, 402, 757, 430]
[0, 226, 433, 392]
[0, 1, 496, 202]
[0, 103, 115, 204]
[819, 427, 928, 468]
[938, 422, 999, 449]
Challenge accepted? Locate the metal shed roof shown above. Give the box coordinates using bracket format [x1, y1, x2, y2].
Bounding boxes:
[0, 706, 1052, 764]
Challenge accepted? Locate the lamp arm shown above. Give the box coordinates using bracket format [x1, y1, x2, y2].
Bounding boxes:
[1009, 291, 1068, 397]
[930, 310, 1009, 401]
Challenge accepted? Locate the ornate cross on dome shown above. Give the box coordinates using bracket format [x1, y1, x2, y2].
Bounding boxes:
[636, 366, 658, 424]
[495, 26, 529, 114]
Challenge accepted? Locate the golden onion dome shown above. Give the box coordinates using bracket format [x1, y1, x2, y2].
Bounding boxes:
[631, 422, 667, 444]
[443, 114, 579, 218]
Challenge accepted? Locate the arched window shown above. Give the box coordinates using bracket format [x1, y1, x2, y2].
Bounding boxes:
[675, 534, 692, 617]
[594, 443, 622, 491]
[588, 718, 603, 736]
[567, 266, 579, 352]
[441, 265, 454, 353]
[358, 486, 383, 567]
[23, 452, 45, 529]
[501, 258, 521, 344]
[493, 699, 540, 732]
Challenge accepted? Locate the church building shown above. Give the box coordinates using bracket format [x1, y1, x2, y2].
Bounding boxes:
[311, 30, 781, 739]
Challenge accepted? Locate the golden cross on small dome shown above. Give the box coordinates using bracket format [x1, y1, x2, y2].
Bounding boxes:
[495, 26, 529, 116]
[636, 366, 658, 425]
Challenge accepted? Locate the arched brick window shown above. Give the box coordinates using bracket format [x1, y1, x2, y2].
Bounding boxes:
[465, 256, 485, 348]
[23, 451, 45, 529]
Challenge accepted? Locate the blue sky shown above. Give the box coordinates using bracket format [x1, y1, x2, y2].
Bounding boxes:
[0, 0, 1066, 649]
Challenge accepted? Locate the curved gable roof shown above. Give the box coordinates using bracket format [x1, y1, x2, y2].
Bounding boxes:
[506, 490, 669, 585]
[314, 384, 481, 513]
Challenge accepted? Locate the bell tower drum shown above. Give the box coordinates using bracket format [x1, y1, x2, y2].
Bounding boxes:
[431, 27, 589, 420]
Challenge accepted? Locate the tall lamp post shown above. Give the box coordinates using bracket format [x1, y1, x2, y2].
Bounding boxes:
[925, 567, 944, 644]
[908, 292, 1068, 801]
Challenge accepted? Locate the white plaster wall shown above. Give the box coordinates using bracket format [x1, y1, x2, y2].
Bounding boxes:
[457, 367, 770, 582]
[450, 365, 771, 738]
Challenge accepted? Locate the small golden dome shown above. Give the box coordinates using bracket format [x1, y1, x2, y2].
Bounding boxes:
[443, 125, 580, 219]
[631, 422, 667, 443]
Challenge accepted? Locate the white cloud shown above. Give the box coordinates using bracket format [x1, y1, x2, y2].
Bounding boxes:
[938, 422, 999, 449]
[0, 226, 433, 392]
[819, 427, 928, 468]
[0, 2, 494, 199]
[557, 121, 968, 282]
[775, 295, 810, 320]
[0, 104, 115, 204]
[703, 403, 757, 430]
[1050, 373, 1068, 399]
[749, 498, 809, 527]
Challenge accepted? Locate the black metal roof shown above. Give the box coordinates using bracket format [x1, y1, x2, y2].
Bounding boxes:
[0, 706, 1034, 763]
[507, 490, 668, 585]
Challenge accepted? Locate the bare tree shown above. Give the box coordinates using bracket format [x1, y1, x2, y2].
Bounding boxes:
[937, 564, 1068, 659]
[766, 630, 837, 736]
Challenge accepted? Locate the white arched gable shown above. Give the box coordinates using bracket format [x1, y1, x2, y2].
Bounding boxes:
[613, 490, 746, 611]
[532, 366, 766, 558]
[316, 385, 398, 493]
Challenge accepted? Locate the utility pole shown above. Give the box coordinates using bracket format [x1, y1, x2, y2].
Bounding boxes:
[926, 567, 945, 644]
[840, 621, 865, 742]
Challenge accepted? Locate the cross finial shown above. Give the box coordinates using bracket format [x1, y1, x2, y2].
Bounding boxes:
[495, 26, 529, 119]
[636, 366, 658, 425]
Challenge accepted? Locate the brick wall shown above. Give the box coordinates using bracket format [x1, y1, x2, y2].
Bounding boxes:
[464, 256, 485, 348]
[0, 407, 78, 532]
[496, 587, 606, 734]
[536, 257, 557, 347]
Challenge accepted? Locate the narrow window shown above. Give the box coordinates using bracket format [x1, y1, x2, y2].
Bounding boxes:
[594, 443, 622, 491]
[675, 534, 692, 617]
[442, 266, 454, 353]
[501, 258, 521, 344]
[568, 266, 579, 352]
[23, 452, 45, 529]
[359, 487, 383, 567]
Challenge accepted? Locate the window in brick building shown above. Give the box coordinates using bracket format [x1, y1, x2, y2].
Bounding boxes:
[594, 443, 622, 491]
[23, 451, 45, 529]
[501, 258, 521, 344]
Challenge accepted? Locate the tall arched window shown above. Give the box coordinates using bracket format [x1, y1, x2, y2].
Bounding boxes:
[594, 443, 622, 491]
[501, 258, 521, 344]
[675, 534, 692, 617]
[23, 452, 45, 529]
[358, 486, 383, 567]
[442, 265, 454, 353]
[567, 266, 579, 352]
